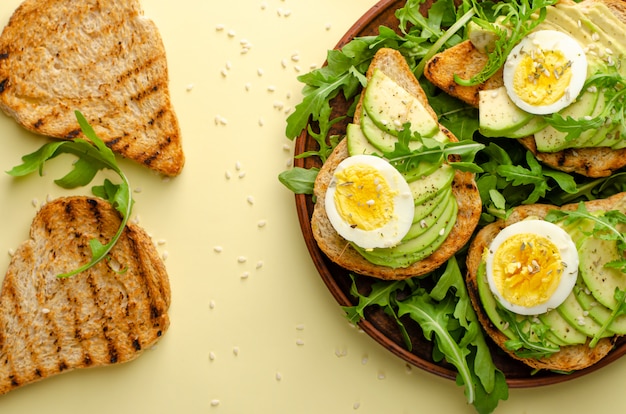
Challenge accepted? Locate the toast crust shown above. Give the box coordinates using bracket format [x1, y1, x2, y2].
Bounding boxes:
[465, 193, 626, 371]
[0, 196, 171, 395]
[311, 48, 481, 280]
[0, 0, 184, 176]
[423, 0, 626, 177]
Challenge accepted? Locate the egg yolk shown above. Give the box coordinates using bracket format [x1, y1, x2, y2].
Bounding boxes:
[491, 233, 565, 308]
[332, 164, 396, 231]
[512, 49, 572, 107]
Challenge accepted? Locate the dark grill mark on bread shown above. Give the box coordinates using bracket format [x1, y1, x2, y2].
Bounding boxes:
[0, 78, 7, 93]
[0, 196, 170, 395]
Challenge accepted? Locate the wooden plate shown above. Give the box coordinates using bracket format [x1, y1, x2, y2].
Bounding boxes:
[293, 0, 626, 387]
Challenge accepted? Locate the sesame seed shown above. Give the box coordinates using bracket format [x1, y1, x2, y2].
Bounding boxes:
[267, 85, 276, 92]
[235, 161, 242, 171]
[241, 271, 250, 280]
[256, 261, 264, 269]
[295, 339, 305, 346]
[361, 355, 368, 365]
[225, 170, 232, 179]
[257, 220, 267, 228]
[377, 371, 386, 380]
[227, 29, 236, 37]
[233, 346, 240, 356]
[592, 32, 600, 42]
[258, 118, 265, 127]
[257, 68, 264, 76]
[238, 171, 246, 179]
[213, 246, 223, 253]
[8, 248, 15, 257]
[325, 23, 332, 31]
[41, 308, 50, 314]
[210, 399, 220, 407]
[31, 198, 39, 208]
[237, 256, 247, 263]
[246, 195, 255, 205]
[244, 83, 251, 91]
[161, 251, 169, 261]
[275, 372, 282, 381]
[215, 24, 225, 31]
[438, 228, 445, 236]
[209, 300, 216, 309]
[209, 351, 216, 361]
[353, 402, 361, 410]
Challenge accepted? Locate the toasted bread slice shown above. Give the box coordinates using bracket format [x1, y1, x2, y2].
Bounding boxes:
[423, 0, 626, 177]
[0, 196, 171, 395]
[465, 193, 626, 371]
[311, 48, 482, 280]
[0, 0, 184, 176]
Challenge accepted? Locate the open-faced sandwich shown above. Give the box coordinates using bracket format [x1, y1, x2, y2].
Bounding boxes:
[424, 0, 626, 177]
[466, 192, 626, 371]
[311, 48, 482, 280]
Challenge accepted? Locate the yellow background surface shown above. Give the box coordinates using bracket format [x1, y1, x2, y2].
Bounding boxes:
[0, 1, 624, 413]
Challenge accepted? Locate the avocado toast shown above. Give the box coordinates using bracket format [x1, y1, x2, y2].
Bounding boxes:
[424, 0, 626, 177]
[311, 48, 482, 280]
[465, 192, 626, 371]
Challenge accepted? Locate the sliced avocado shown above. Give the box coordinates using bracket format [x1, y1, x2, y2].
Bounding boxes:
[476, 261, 516, 339]
[408, 164, 455, 206]
[534, 90, 601, 152]
[403, 189, 453, 240]
[411, 185, 451, 224]
[539, 307, 588, 345]
[346, 123, 381, 157]
[556, 291, 613, 338]
[360, 112, 423, 153]
[478, 87, 534, 137]
[467, 21, 500, 53]
[505, 116, 547, 139]
[574, 282, 626, 335]
[579, 236, 626, 310]
[363, 69, 439, 138]
[354, 196, 457, 267]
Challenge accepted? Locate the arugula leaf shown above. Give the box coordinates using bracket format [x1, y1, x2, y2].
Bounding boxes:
[396, 258, 507, 411]
[7, 111, 133, 278]
[590, 288, 626, 348]
[496, 150, 577, 204]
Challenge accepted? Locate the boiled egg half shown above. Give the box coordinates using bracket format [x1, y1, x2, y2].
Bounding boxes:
[484, 219, 578, 315]
[325, 155, 414, 249]
[503, 30, 588, 115]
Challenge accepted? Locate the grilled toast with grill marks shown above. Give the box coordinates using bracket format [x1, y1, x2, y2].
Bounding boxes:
[0, 196, 171, 395]
[0, 0, 184, 176]
[423, 0, 626, 177]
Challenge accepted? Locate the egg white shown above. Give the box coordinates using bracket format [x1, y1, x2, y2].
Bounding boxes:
[503, 30, 588, 115]
[325, 155, 414, 249]
[485, 219, 578, 315]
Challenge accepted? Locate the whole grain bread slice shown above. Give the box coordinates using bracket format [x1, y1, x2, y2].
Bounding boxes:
[311, 48, 482, 280]
[423, 0, 626, 177]
[465, 192, 626, 371]
[0, 196, 171, 395]
[0, 0, 184, 176]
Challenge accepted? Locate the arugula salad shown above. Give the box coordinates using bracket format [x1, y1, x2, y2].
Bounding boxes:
[280, 0, 626, 412]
